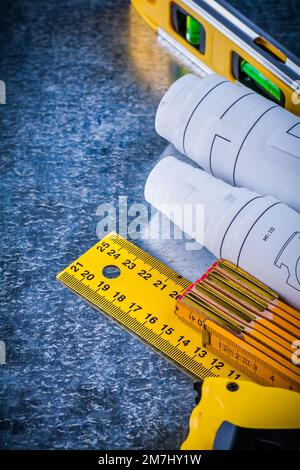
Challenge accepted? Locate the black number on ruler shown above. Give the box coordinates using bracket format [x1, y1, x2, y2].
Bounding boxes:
[153, 280, 167, 290]
[177, 336, 190, 347]
[107, 249, 121, 259]
[228, 370, 241, 380]
[128, 302, 142, 312]
[211, 358, 224, 369]
[145, 314, 158, 324]
[70, 262, 83, 273]
[81, 270, 95, 281]
[97, 242, 110, 252]
[169, 291, 180, 299]
[161, 324, 174, 335]
[113, 292, 126, 302]
[194, 347, 208, 358]
[97, 281, 110, 291]
[122, 259, 136, 270]
[138, 270, 152, 280]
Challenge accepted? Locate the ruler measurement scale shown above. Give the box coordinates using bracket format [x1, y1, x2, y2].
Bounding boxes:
[57, 232, 247, 382]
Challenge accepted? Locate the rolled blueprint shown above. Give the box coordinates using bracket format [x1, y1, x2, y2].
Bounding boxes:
[145, 156, 300, 310]
[155, 74, 300, 212]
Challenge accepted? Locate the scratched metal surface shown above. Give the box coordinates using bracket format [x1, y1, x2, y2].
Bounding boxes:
[0, 0, 299, 450]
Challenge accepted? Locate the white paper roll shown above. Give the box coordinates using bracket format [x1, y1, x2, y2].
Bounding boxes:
[155, 74, 300, 212]
[145, 156, 300, 310]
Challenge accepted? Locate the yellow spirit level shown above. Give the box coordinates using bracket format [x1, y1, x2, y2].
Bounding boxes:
[131, 0, 300, 115]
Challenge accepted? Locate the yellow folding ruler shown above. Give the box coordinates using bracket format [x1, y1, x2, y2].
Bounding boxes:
[57, 231, 247, 383]
[57, 232, 300, 391]
[176, 260, 300, 392]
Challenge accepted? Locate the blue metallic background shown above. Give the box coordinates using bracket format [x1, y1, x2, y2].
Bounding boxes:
[0, 0, 299, 450]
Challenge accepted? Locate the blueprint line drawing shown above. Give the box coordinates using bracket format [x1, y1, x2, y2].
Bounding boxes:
[274, 232, 300, 291]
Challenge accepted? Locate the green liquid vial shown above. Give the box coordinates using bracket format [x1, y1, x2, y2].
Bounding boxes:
[241, 60, 282, 103]
[186, 16, 201, 47]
